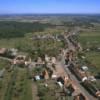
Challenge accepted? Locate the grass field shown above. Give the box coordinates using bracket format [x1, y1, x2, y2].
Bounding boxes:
[85, 51, 100, 73]
[79, 30, 100, 74]
[79, 31, 100, 48]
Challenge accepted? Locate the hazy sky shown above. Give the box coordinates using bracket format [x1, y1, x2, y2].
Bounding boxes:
[0, 0, 100, 14]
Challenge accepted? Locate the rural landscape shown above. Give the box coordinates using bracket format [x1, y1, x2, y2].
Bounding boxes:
[0, 14, 100, 100]
[0, 0, 100, 100]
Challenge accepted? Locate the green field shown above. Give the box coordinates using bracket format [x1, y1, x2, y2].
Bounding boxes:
[79, 31, 100, 48]
[0, 59, 10, 70]
[84, 51, 100, 74]
[0, 63, 32, 100]
[79, 30, 100, 74]
[0, 61, 12, 100]
[11, 68, 32, 100]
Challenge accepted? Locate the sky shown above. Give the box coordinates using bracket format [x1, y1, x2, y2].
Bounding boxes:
[0, 0, 100, 14]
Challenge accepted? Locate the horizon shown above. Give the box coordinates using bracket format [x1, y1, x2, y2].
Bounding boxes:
[0, 13, 100, 16]
[0, 0, 100, 14]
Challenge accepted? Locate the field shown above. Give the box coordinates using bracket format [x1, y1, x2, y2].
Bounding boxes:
[0, 63, 32, 100]
[85, 52, 100, 73]
[0, 59, 12, 100]
[79, 29, 100, 74]
[79, 31, 100, 48]
[0, 59, 10, 70]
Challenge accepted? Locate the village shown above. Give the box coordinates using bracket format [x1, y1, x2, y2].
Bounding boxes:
[0, 31, 100, 100]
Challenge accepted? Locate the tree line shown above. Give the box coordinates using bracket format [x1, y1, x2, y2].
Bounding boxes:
[0, 21, 54, 39]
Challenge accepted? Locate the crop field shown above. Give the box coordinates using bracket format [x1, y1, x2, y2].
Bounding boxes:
[79, 30, 100, 74]
[79, 31, 100, 48]
[85, 51, 100, 73]
[0, 59, 10, 70]
[0, 60, 12, 100]
[10, 68, 32, 100]
[0, 63, 32, 100]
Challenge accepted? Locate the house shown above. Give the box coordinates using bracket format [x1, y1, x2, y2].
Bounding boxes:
[0, 48, 7, 55]
[51, 57, 56, 65]
[13, 55, 26, 65]
[51, 74, 57, 79]
[7, 48, 18, 57]
[88, 76, 96, 82]
[34, 75, 41, 81]
[42, 69, 49, 80]
[57, 76, 64, 87]
[33, 75, 44, 81]
[35, 57, 44, 67]
[81, 66, 88, 71]
[64, 76, 69, 86]
[57, 81, 63, 88]
[45, 55, 50, 63]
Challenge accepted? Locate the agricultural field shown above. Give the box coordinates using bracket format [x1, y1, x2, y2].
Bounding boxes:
[0, 59, 10, 70]
[0, 59, 12, 100]
[85, 51, 100, 74]
[79, 28, 100, 74]
[0, 63, 33, 100]
[10, 67, 32, 100]
[79, 31, 100, 48]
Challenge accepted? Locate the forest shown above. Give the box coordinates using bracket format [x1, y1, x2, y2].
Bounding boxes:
[0, 21, 53, 38]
